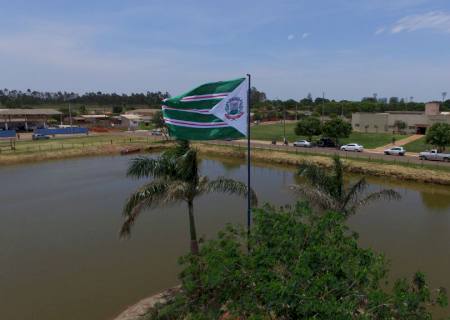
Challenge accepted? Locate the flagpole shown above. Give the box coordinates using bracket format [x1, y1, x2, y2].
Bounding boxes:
[246, 74, 251, 242]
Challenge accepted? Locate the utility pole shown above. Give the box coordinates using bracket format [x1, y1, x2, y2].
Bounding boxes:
[282, 102, 287, 144]
[69, 102, 73, 128]
[295, 102, 298, 121]
[321, 92, 325, 124]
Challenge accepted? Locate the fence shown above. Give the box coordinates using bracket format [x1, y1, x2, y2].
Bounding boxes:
[0, 130, 17, 139]
[35, 128, 89, 135]
[0, 136, 151, 155]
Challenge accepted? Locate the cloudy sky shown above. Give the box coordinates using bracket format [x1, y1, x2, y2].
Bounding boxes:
[1, 0, 450, 101]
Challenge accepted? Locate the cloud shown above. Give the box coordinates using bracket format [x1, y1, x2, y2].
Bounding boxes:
[374, 27, 385, 35]
[391, 11, 450, 34]
[287, 34, 295, 40]
[301, 32, 310, 39]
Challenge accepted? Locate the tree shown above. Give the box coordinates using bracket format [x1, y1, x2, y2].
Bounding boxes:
[112, 105, 123, 114]
[294, 155, 400, 217]
[150, 203, 448, 319]
[394, 120, 407, 133]
[151, 110, 169, 139]
[426, 123, 450, 152]
[294, 116, 322, 141]
[250, 87, 266, 104]
[322, 117, 352, 145]
[120, 141, 257, 254]
[78, 105, 87, 114]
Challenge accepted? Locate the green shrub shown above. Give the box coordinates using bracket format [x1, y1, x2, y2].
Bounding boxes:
[150, 203, 448, 319]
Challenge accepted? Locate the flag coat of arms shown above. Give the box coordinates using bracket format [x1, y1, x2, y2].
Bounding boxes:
[162, 78, 248, 140]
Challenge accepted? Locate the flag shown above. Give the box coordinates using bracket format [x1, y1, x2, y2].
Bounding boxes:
[162, 77, 248, 140]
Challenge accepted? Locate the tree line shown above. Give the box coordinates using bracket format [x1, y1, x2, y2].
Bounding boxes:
[2, 87, 450, 117]
[0, 89, 170, 108]
[250, 88, 450, 120]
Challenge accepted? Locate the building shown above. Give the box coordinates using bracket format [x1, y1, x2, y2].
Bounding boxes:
[351, 102, 450, 134]
[0, 108, 62, 131]
[124, 108, 160, 118]
[64, 114, 110, 128]
[119, 109, 157, 130]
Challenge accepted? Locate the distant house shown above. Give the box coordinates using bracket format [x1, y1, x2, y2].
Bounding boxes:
[125, 108, 160, 118]
[351, 102, 450, 134]
[120, 114, 143, 130]
[64, 114, 111, 128]
[119, 109, 157, 130]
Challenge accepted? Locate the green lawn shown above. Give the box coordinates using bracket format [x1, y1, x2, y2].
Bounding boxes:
[138, 122, 155, 130]
[0, 134, 151, 155]
[251, 123, 407, 149]
[403, 137, 432, 153]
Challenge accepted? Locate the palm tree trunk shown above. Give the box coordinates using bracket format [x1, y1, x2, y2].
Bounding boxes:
[187, 200, 199, 254]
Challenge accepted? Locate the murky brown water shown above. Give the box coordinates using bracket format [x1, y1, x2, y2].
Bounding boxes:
[0, 155, 449, 319]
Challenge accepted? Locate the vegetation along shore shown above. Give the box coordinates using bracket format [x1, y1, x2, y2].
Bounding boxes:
[2, 133, 450, 185]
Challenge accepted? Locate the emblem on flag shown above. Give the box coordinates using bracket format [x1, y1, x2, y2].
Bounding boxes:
[225, 97, 244, 120]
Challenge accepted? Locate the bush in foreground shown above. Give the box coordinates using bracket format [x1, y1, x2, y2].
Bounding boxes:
[148, 203, 448, 319]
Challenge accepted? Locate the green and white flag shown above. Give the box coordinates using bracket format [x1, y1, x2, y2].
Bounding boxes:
[162, 77, 248, 140]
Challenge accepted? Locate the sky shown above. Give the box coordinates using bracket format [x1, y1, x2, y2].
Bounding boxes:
[1, 0, 450, 101]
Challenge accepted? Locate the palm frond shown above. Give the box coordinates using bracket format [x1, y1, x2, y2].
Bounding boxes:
[205, 176, 258, 206]
[120, 179, 169, 238]
[127, 156, 176, 179]
[162, 140, 190, 158]
[341, 178, 368, 210]
[290, 184, 336, 211]
[163, 181, 191, 204]
[298, 161, 335, 196]
[176, 148, 199, 182]
[347, 189, 401, 216]
[332, 155, 344, 199]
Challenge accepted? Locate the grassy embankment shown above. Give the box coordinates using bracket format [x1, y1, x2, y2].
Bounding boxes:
[193, 143, 450, 185]
[403, 136, 434, 153]
[2, 131, 450, 185]
[251, 123, 407, 149]
[0, 135, 165, 165]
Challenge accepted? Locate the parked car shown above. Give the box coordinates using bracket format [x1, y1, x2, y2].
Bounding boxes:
[150, 129, 162, 136]
[293, 140, 311, 147]
[419, 149, 450, 162]
[317, 138, 336, 148]
[384, 146, 405, 156]
[340, 143, 364, 152]
[32, 133, 50, 140]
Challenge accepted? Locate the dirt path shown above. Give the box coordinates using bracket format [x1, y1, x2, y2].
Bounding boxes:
[371, 134, 423, 152]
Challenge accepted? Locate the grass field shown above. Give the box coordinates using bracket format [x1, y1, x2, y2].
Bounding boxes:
[403, 137, 433, 153]
[0, 134, 152, 155]
[251, 123, 407, 149]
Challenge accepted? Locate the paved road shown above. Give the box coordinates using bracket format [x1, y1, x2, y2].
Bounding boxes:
[205, 140, 450, 168]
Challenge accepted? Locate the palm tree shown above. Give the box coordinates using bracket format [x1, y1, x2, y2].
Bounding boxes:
[120, 140, 257, 254]
[293, 155, 400, 217]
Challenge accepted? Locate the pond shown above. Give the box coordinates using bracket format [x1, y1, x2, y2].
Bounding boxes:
[0, 155, 449, 319]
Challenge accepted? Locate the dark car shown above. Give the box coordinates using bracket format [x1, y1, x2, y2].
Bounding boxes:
[32, 133, 50, 140]
[317, 137, 336, 148]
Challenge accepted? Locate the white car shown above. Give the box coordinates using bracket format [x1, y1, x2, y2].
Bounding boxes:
[293, 140, 311, 147]
[384, 146, 406, 156]
[340, 143, 364, 152]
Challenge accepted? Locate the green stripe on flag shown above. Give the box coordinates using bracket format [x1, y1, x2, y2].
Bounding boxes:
[171, 77, 245, 100]
[163, 99, 220, 109]
[163, 109, 223, 123]
[166, 123, 244, 140]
